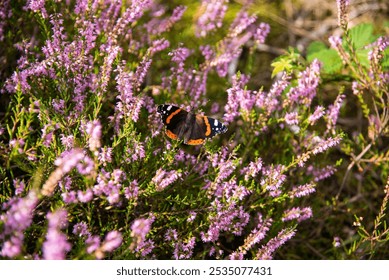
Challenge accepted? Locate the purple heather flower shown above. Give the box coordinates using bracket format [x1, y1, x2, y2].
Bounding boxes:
[0, 190, 39, 258]
[130, 217, 155, 252]
[9, 139, 24, 154]
[287, 59, 321, 106]
[256, 228, 296, 260]
[327, 94, 345, 131]
[336, 0, 350, 28]
[107, 187, 120, 205]
[0, 1, 11, 41]
[165, 228, 178, 241]
[352, 81, 363, 95]
[257, 74, 290, 114]
[92, 168, 124, 203]
[127, 141, 145, 162]
[149, 38, 170, 56]
[307, 165, 337, 182]
[312, 135, 342, 155]
[229, 10, 257, 37]
[41, 124, 55, 147]
[260, 164, 286, 197]
[135, 239, 155, 257]
[42, 149, 84, 196]
[215, 159, 236, 184]
[26, 0, 48, 18]
[216, 179, 251, 201]
[298, 207, 313, 222]
[169, 47, 192, 72]
[329, 36, 342, 50]
[85, 120, 102, 152]
[229, 214, 273, 259]
[58, 176, 71, 193]
[54, 148, 85, 174]
[173, 237, 196, 259]
[112, 0, 153, 38]
[284, 112, 299, 125]
[124, 179, 139, 200]
[152, 168, 181, 191]
[200, 45, 214, 61]
[196, 0, 228, 37]
[131, 217, 154, 241]
[60, 134, 74, 149]
[229, 252, 244, 260]
[74, 0, 88, 15]
[134, 57, 152, 88]
[146, 5, 187, 35]
[77, 189, 94, 203]
[187, 211, 197, 222]
[253, 22, 270, 44]
[76, 155, 94, 175]
[1, 236, 23, 258]
[13, 179, 26, 196]
[308, 106, 325, 124]
[43, 209, 71, 260]
[72, 222, 90, 238]
[201, 200, 250, 242]
[98, 147, 113, 166]
[368, 36, 389, 70]
[242, 158, 263, 181]
[333, 236, 341, 248]
[289, 183, 316, 198]
[282, 207, 313, 222]
[101, 231, 123, 252]
[86, 235, 101, 254]
[115, 65, 146, 124]
[224, 73, 251, 123]
[52, 99, 65, 113]
[61, 191, 77, 204]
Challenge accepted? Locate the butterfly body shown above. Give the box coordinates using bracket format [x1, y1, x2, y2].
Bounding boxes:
[157, 104, 227, 145]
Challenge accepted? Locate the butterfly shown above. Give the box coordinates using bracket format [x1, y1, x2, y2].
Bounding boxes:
[157, 104, 228, 145]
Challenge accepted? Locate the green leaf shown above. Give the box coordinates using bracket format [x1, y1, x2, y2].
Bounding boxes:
[270, 48, 300, 77]
[271, 58, 293, 77]
[348, 23, 375, 50]
[309, 49, 343, 74]
[307, 41, 327, 56]
[356, 49, 370, 68]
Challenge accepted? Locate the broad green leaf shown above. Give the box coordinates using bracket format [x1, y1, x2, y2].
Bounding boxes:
[356, 49, 370, 68]
[348, 23, 375, 50]
[307, 41, 327, 56]
[308, 49, 343, 74]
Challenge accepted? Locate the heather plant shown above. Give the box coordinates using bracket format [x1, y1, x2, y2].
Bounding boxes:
[0, 0, 386, 260]
[306, 0, 389, 259]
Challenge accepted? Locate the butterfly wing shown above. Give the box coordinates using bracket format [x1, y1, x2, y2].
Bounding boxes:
[186, 115, 227, 145]
[157, 104, 188, 140]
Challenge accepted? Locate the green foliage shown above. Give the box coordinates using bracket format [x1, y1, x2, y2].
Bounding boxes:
[307, 43, 343, 74]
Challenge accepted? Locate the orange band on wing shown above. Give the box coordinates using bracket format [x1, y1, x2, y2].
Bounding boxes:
[203, 116, 211, 136]
[166, 129, 178, 140]
[166, 108, 182, 124]
[186, 139, 205, 145]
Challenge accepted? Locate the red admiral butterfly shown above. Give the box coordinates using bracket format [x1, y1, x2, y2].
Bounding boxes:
[157, 104, 228, 145]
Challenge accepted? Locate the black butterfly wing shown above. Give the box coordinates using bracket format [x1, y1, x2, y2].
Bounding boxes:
[203, 116, 228, 138]
[186, 115, 227, 145]
[157, 104, 188, 140]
